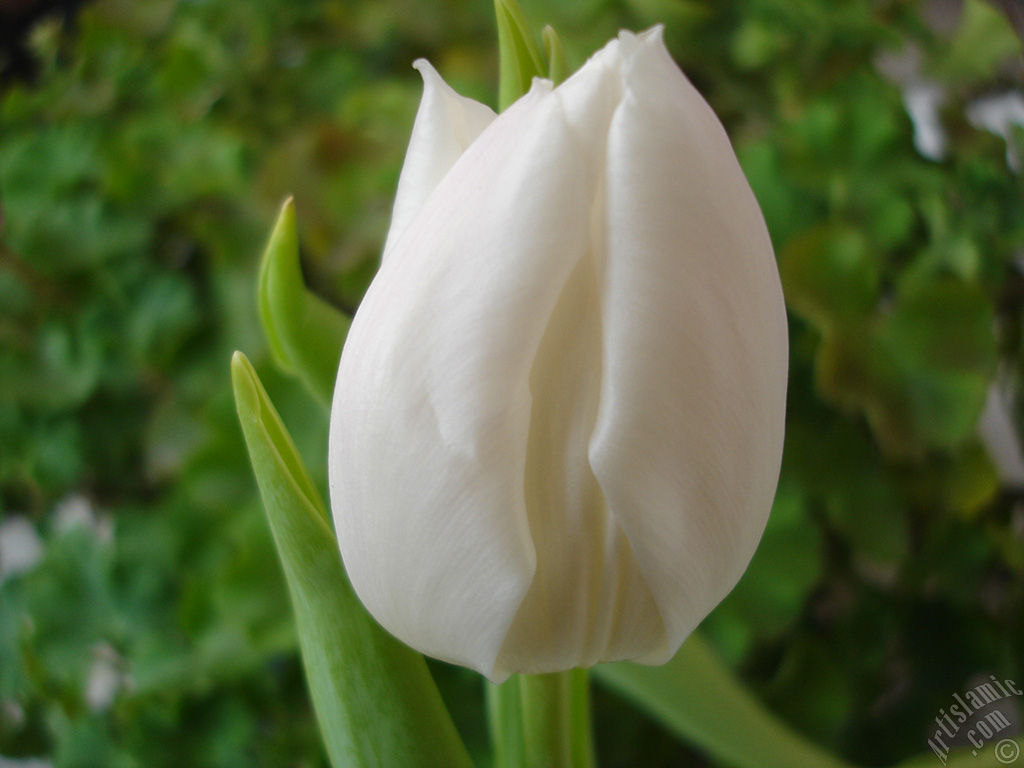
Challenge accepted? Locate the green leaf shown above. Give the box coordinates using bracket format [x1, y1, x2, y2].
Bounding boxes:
[231, 352, 474, 768]
[542, 26, 570, 85]
[940, 0, 1023, 83]
[785, 412, 910, 568]
[495, 0, 545, 111]
[791, 258, 997, 457]
[595, 633, 856, 768]
[905, 441, 999, 519]
[258, 198, 351, 409]
[825, 462, 907, 568]
[597, 634, 1024, 768]
[871, 277, 996, 454]
[780, 224, 879, 331]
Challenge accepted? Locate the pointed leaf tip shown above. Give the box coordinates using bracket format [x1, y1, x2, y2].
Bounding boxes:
[542, 26, 569, 84]
[495, 0, 545, 110]
[231, 350, 328, 523]
[257, 197, 351, 408]
[231, 351, 262, 424]
[232, 353, 473, 768]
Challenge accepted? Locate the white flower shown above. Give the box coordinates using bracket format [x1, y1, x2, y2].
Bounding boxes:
[0, 517, 43, 584]
[329, 28, 788, 682]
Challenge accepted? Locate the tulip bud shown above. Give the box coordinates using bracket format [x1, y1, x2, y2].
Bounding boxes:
[329, 28, 788, 682]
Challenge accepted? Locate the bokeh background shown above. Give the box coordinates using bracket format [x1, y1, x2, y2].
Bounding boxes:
[1, 0, 1023, 766]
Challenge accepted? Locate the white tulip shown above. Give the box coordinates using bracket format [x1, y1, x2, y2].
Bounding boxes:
[329, 27, 788, 682]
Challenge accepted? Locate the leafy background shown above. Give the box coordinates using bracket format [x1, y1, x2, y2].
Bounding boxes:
[0, 0, 1022, 765]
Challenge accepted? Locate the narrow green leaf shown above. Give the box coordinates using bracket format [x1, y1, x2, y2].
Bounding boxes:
[231, 352, 474, 768]
[541, 26, 569, 85]
[597, 634, 1024, 768]
[595, 633, 855, 768]
[495, 0, 545, 111]
[258, 198, 350, 408]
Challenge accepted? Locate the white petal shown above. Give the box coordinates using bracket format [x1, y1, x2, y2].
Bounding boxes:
[382, 61, 496, 260]
[331, 80, 597, 681]
[494, 41, 667, 676]
[588, 28, 789, 663]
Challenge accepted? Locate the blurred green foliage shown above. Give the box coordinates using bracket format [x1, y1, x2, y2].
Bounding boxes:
[0, 0, 1022, 766]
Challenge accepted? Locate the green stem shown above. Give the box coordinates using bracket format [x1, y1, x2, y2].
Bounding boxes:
[488, 670, 596, 768]
[487, 676, 526, 768]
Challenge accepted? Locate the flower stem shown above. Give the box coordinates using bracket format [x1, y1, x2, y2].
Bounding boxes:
[488, 669, 596, 768]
